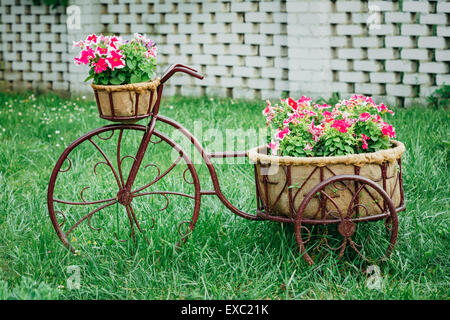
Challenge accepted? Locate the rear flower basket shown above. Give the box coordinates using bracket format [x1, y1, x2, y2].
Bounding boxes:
[92, 79, 160, 123]
[255, 94, 405, 221]
[249, 140, 405, 219]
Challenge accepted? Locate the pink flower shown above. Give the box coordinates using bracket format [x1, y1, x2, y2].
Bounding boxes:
[322, 110, 334, 123]
[74, 47, 95, 65]
[361, 134, 370, 150]
[342, 100, 356, 108]
[377, 103, 387, 112]
[283, 113, 300, 126]
[283, 117, 291, 126]
[263, 100, 272, 116]
[315, 103, 331, 109]
[93, 58, 108, 73]
[97, 47, 108, 55]
[331, 119, 351, 133]
[308, 120, 324, 142]
[331, 107, 342, 117]
[364, 96, 375, 105]
[351, 94, 365, 101]
[377, 103, 394, 115]
[72, 40, 84, 49]
[304, 143, 313, 151]
[297, 96, 311, 104]
[268, 140, 279, 155]
[359, 112, 371, 122]
[304, 109, 317, 117]
[295, 110, 306, 119]
[275, 127, 290, 140]
[287, 97, 298, 110]
[86, 34, 98, 43]
[107, 50, 125, 70]
[148, 46, 157, 58]
[372, 114, 382, 123]
[109, 36, 121, 49]
[381, 123, 396, 138]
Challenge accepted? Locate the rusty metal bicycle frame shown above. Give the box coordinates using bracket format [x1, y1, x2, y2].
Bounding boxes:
[112, 64, 261, 221]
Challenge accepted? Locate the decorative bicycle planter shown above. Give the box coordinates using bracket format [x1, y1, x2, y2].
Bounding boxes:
[47, 64, 406, 265]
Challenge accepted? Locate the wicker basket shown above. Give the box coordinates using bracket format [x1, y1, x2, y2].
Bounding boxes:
[91, 78, 160, 123]
[248, 140, 405, 220]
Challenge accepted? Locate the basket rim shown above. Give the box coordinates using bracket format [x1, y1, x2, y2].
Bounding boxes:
[248, 140, 405, 166]
[91, 78, 160, 92]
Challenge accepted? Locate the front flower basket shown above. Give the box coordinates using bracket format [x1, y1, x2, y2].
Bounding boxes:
[249, 140, 405, 220]
[91, 78, 160, 123]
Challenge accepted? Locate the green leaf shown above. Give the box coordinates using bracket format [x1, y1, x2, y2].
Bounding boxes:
[127, 59, 136, 70]
[100, 77, 109, 85]
[130, 73, 141, 84]
[140, 73, 150, 82]
[110, 77, 123, 85]
[83, 74, 94, 82]
[288, 183, 302, 189]
[118, 72, 126, 82]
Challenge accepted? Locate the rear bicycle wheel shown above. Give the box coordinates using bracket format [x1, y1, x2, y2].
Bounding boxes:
[294, 175, 398, 265]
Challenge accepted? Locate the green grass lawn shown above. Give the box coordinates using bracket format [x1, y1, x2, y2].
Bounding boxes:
[0, 91, 448, 299]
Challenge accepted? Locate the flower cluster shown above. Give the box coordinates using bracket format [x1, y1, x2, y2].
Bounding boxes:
[263, 95, 396, 157]
[74, 34, 125, 73]
[74, 33, 157, 85]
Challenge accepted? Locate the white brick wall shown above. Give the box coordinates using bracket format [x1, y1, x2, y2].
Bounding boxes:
[328, 0, 449, 106]
[0, 0, 449, 106]
[0, 1, 68, 91]
[287, 0, 332, 98]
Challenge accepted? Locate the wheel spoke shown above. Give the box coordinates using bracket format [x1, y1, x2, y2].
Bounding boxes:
[132, 155, 183, 194]
[133, 190, 196, 200]
[65, 200, 117, 237]
[88, 137, 122, 189]
[53, 197, 116, 206]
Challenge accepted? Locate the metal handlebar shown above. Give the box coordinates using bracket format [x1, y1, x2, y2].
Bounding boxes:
[160, 63, 204, 84]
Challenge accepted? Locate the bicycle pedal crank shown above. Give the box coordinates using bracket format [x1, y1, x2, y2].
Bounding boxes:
[117, 189, 133, 206]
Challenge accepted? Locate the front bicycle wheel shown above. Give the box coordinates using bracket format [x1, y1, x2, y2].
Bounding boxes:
[47, 124, 201, 251]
